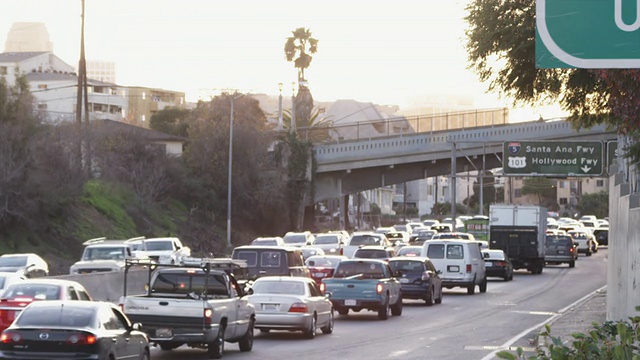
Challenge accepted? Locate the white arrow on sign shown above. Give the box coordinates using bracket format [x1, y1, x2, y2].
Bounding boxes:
[581, 165, 591, 173]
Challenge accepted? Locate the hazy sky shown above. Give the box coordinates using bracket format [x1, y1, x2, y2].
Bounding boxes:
[2, 0, 564, 120]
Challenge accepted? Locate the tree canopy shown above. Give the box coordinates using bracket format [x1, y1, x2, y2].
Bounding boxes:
[284, 27, 318, 82]
[464, 0, 640, 163]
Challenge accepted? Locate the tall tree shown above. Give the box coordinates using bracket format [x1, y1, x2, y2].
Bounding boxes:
[150, 107, 191, 138]
[464, 0, 639, 162]
[284, 27, 318, 83]
[285, 28, 318, 129]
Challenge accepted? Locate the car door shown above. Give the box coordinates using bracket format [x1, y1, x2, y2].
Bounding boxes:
[99, 306, 135, 359]
[307, 281, 331, 326]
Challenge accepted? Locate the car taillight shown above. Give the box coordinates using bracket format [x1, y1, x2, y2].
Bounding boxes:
[1, 331, 21, 344]
[496, 262, 505, 267]
[67, 333, 97, 345]
[569, 247, 574, 253]
[204, 308, 213, 326]
[376, 283, 384, 294]
[421, 271, 430, 281]
[466, 264, 472, 273]
[289, 302, 308, 313]
[319, 283, 326, 294]
[339, 248, 344, 255]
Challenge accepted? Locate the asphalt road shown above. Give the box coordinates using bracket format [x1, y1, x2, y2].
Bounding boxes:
[150, 248, 608, 360]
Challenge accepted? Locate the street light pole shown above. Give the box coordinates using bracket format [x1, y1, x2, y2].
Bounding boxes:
[291, 82, 296, 133]
[278, 83, 283, 130]
[227, 93, 243, 250]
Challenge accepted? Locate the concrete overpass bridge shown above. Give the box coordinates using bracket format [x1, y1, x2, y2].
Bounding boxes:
[308, 118, 616, 204]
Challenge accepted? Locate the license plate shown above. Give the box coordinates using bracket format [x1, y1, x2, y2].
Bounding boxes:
[447, 265, 460, 272]
[314, 272, 326, 278]
[485, 262, 493, 267]
[156, 328, 172, 338]
[558, 250, 565, 254]
[399, 278, 410, 283]
[345, 299, 356, 306]
[261, 303, 280, 311]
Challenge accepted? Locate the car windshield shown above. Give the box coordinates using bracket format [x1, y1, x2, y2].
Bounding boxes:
[252, 239, 278, 246]
[145, 241, 174, 251]
[393, 225, 409, 232]
[16, 305, 94, 327]
[334, 262, 386, 278]
[0, 256, 27, 267]
[397, 247, 421, 256]
[349, 235, 381, 246]
[251, 280, 305, 295]
[83, 246, 126, 261]
[389, 261, 425, 273]
[283, 234, 306, 244]
[306, 257, 342, 268]
[3, 284, 60, 300]
[314, 235, 339, 244]
[152, 273, 230, 296]
[482, 251, 505, 260]
[546, 236, 572, 246]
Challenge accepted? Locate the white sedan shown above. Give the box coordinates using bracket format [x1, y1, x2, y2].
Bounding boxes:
[245, 276, 334, 339]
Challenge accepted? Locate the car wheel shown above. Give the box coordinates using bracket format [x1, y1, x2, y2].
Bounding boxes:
[503, 274, 509, 282]
[238, 318, 254, 352]
[378, 298, 390, 320]
[424, 288, 434, 306]
[467, 284, 475, 295]
[303, 315, 317, 339]
[321, 310, 334, 334]
[391, 293, 403, 316]
[336, 307, 349, 315]
[434, 288, 443, 304]
[207, 325, 225, 359]
[569, 260, 575, 268]
[479, 277, 487, 293]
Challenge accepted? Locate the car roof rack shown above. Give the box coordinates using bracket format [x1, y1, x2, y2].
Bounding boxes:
[180, 257, 248, 269]
[82, 237, 107, 246]
[124, 236, 145, 243]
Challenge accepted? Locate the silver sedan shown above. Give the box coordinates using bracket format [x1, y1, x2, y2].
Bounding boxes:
[245, 276, 334, 339]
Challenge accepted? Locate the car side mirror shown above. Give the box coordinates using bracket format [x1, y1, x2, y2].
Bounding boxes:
[131, 323, 143, 331]
[246, 288, 254, 295]
[394, 270, 403, 278]
[483, 253, 490, 259]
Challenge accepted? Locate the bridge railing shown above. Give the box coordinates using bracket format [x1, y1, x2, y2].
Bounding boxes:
[296, 107, 509, 143]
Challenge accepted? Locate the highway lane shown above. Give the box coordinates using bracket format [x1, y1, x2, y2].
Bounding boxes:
[150, 248, 608, 360]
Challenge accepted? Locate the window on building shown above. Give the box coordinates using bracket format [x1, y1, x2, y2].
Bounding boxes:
[514, 189, 522, 198]
[37, 84, 47, 89]
[558, 181, 565, 188]
[597, 180, 604, 187]
[0, 66, 6, 75]
[559, 198, 568, 205]
[37, 103, 47, 110]
[142, 92, 146, 100]
[141, 115, 146, 122]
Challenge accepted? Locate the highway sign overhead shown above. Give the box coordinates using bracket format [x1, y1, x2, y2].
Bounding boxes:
[503, 141, 603, 176]
[536, 0, 640, 68]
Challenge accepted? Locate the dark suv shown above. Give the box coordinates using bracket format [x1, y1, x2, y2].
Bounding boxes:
[545, 235, 577, 268]
[231, 246, 310, 281]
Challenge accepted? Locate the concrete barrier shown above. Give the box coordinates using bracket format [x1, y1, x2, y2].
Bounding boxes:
[52, 269, 150, 302]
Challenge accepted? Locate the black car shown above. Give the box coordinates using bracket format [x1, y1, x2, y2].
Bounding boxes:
[482, 249, 514, 281]
[0, 300, 149, 360]
[545, 235, 578, 268]
[388, 257, 443, 306]
[593, 228, 609, 246]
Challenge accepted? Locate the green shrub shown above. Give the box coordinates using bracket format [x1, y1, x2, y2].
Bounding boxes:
[498, 307, 640, 360]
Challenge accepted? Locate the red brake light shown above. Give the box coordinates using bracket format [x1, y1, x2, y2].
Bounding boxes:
[466, 264, 472, 273]
[1, 331, 21, 344]
[376, 283, 384, 294]
[569, 247, 574, 253]
[319, 283, 326, 294]
[66, 333, 97, 345]
[289, 302, 308, 313]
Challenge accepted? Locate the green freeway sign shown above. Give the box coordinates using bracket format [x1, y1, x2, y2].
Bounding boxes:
[536, 0, 640, 68]
[503, 141, 603, 176]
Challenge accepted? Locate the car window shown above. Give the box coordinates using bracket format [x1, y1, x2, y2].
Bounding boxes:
[67, 286, 79, 300]
[77, 289, 92, 301]
[0, 256, 27, 267]
[314, 235, 339, 244]
[354, 249, 388, 259]
[234, 251, 257, 267]
[152, 273, 230, 297]
[260, 252, 282, 268]
[99, 306, 126, 330]
[308, 282, 322, 297]
[4, 284, 60, 300]
[251, 280, 305, 295]
[389, 261, 425, 273]
[426, 244, 445, 259]
[17, 305, 94, 327]
[349, 235, 381, 246]
[446, 245, 464, 259]
[334, 262, 385, 278]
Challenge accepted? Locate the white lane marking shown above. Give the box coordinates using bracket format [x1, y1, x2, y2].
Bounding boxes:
[389, 350, 409, 357]
[512, 310, 558, 316]
[479, 285, 607, 360]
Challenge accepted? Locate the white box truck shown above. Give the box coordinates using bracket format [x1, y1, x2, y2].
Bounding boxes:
[489, 204, 547, 274]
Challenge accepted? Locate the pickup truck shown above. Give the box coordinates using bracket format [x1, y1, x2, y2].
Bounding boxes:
[120, 259, 255, 359]
[322, 259, 403, 320]
[138, 237, 191, 264]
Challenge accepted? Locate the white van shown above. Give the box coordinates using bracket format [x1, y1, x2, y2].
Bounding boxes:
[420, 239, 487, 294]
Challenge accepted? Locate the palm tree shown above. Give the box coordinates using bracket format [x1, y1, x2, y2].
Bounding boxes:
[284, 27, 318, 82]
[280, 107, 333, 142]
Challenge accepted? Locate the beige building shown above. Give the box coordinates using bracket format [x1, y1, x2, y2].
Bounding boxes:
[124, 87, 186, 128]
[4, 22, 53, 52]
[85, 60, 116, 83]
